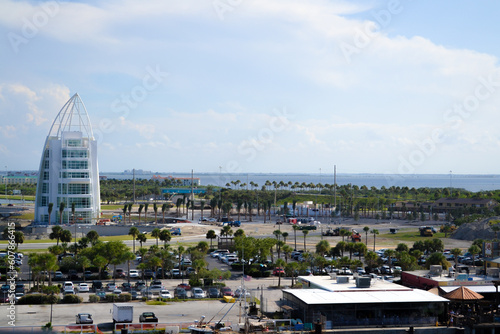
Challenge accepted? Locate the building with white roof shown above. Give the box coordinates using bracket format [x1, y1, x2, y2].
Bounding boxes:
[34, 93, 100, 225]
[282, 275, 449, 328]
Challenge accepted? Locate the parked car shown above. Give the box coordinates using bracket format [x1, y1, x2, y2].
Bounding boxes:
[144, 269, 155, 279]
[96, 291, 106, 299]
[76, 313, 93, 324]
[84, 271, 94, 279]
[220, 287, 233, 297]
[92, 280, 103, 292]
[15, 284, 24, 294]
[14, 292, 24, 302]
[106, 283, 117, 291]
[128, 269, 140, 278]
[121, 282, 131, 291]
[114, 268, 127, 278]
[135, 281, 146, 290]
[139, 312, 158, 323]
[171, 269, 182, 278]
[273, 267, 285, 276]
[53, 271, 64, 280]
[191, 287, 206, 299]
[130, 290, 139, 300]
[234, 288, 250, 298]
[76, 283, 90, 293]
[63, 281, 74, 290]
[160, 290, 172, 299]
[174, 287, 188, 299]
[208, 287, 220, 298]
[177, 283, 191, 290]
[68, 270, 79, 280]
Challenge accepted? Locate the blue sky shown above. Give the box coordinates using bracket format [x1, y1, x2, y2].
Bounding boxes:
[1, 0, 500, 175]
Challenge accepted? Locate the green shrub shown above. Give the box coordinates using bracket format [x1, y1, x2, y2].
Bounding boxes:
[61, 294, 83, 304]
[189, 278, 201, 287]
[117, 293, 131, 302]
[103, 293, 131, 302]
[18, 294, 60, 305]
[88, 295, 99, 303]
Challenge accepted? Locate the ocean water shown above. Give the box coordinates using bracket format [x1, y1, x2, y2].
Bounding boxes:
[101, 172, 500, 192]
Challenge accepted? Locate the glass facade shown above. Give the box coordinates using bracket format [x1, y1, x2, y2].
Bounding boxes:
[34, 93, 100, 225]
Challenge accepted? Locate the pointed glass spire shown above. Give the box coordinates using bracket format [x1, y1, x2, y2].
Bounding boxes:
[47, 93, 94, 139]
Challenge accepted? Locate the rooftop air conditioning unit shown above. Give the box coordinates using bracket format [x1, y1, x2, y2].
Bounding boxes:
[329, 273, 337, 280]
[487, 268, 500, 278]
[356, 277, 371, 288]
[337, 276, 350, 284]
[429, 265, 443, 276]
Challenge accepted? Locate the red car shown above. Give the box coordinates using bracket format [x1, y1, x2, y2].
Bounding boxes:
[177, 283, 191, 290]
[273, 267, 285, 276]
[220, 287, 233, 296]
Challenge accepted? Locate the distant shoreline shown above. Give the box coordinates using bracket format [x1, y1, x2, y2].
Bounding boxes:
[100, 172, 500, 192]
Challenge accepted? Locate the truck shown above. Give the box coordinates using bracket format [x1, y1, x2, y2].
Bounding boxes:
[419, 226, 434, 237]
[224, 221, 241, 227]
[170, 227, 181, 235]
[112, 303, 133, 324]
[322, 227, 340, 236]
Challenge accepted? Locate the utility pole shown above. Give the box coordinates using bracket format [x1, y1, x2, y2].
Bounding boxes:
[133, 168, 136, 203]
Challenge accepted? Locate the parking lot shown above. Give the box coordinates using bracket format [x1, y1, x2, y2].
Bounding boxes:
[6, 276, 284, 328]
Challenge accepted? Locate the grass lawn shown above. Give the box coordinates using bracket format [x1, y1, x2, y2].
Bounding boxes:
[382, 230, 447, 242]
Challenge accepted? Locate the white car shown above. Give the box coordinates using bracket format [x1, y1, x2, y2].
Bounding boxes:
[77, 283, 90, 293]
[191, 287, 206, 299]
[63, 281, 74, 290]
[129, 269, 140, 278]
[160, 290, 172, 299]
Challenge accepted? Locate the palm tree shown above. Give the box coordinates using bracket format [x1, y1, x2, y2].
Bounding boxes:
[71, 202, 76, 224]
[49, 226, 64, 246]
[159, 229, 171, 248]
[137, 233, 147, 248]
[384, 249, 396, 268]
[316, 240, 330, 257]
[293, 225, 299, 250]
[138, 204, 144, 223]
[206, 230, 217, 248]
[59, 202, 66, 225]
[275, 258, 286, 287]
[128, 203, 133, 224]
[370, 229, 379, 251]
[200, 200, 205, 221]
[282, 232, 289, 245]
[282, 245, 293, 263]
[302, 230, 308, 251]
[153, 203, 158, 225]
[151, 228, 161, 247]
[363, 226, 370, 244]
[451, 248, 462, 267]
[468, 244, 481, 271]
[161, 203, 168, 224]
[144, 203, 149, 222]
[128, 227, 140, 253]
[48, 203, 54, 225]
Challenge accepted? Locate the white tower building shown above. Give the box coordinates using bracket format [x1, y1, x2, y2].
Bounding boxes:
[35, 93, 100, 225]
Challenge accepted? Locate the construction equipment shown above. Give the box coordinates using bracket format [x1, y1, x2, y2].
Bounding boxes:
[419, 226, 434, 237]
[351, 230, 362, 242]
[322, 227, 340, 236]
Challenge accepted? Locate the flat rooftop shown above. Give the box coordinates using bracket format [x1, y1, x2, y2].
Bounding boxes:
[283, 288, 448, 305]
[404, 269, 498, 286]
[285, 275, 448, 305]
[298, 275, 411, 292]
